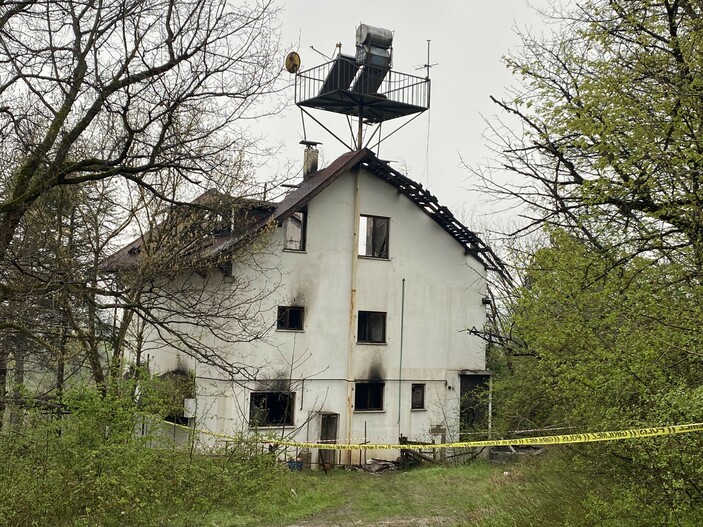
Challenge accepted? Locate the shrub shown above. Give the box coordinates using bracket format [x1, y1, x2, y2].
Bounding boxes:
[0, 385, 292, 527]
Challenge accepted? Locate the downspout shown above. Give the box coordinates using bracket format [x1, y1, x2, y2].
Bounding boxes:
[397, 278, 405, 437]
[345, 167, 361, 465]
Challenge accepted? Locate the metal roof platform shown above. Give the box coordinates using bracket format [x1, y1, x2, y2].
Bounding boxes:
[295, 55, 430, 124]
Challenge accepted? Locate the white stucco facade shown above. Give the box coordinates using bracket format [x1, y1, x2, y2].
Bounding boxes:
[145, 155, 490, 465]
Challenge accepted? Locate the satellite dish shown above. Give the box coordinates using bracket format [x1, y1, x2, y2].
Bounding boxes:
[285, 51, 301, 74]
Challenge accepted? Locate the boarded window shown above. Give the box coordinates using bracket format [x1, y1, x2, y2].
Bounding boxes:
[358, 215, 389, 258]
[250, 392, 295, 426]
[283, 210, 307, 251]
[277, 306, 304, 331]
[355, 382, 384, 411]
[357, 311, 386, 343]
[411, 383, 425, 410]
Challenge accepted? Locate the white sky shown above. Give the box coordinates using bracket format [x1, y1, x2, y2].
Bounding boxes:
[257, 1, 550, 230]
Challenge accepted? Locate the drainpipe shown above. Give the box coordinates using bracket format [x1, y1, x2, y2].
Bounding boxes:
[345, 168, 361, 465]
[397, 278, 405, 437]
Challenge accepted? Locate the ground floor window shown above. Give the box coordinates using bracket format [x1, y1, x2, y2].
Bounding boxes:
[355, 382, 384, 411]
[411, 383, 425, 410]
[250, 391, 295, 426]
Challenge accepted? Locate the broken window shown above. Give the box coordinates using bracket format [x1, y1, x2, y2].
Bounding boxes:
[355, 382, 384, 411]
[357, 311, 386, 343]
[358, 215, 389, 258]
[249, 392, 295, 426]
[277, 306, 304, 331]
[283, 210, 307, 251]
[411, 383, 425, 410]
[218, 260, 233, 278]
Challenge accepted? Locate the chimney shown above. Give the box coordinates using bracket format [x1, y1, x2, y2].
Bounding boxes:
[300, 140, 321, 179]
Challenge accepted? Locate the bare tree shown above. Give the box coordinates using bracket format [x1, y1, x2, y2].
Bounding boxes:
[0, 0, 285, 415]
[104, 175, 284, 385]
[473, 0, 703, 272]
[0, 0, 282, 275]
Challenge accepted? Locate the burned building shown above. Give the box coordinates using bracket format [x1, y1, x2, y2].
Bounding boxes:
[114, 24, 501, 466]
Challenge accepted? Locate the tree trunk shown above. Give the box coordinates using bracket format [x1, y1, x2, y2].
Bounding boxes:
[0, 346, 8, 431]
[9, 344, 24, 426]
[56, 325, 66, 406]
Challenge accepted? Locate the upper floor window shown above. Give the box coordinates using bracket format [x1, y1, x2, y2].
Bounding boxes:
[283, 210, 307, 251]
[357, 311, 386, 343]
[277, 306, 304, 331]
[358, 215, 389, 258]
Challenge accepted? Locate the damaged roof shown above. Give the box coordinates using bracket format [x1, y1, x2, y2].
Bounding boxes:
[240, 148, 504, 274]
[105, 192, 275, 271]
[109, 149, 506, 276]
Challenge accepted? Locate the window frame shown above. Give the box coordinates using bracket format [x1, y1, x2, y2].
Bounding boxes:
[283, 209, 307, 252]
[358, 214, 389, 259]
[357, 310, 386, 344]
[411, 383, 426, 410]
[249, 391, 295, 427]
[354, 382, 385, 412]
[277, 306, 304, 331]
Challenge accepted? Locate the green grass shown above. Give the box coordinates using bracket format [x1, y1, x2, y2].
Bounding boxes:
[185, 462, 517, 527]
[184, 456, 646, 527]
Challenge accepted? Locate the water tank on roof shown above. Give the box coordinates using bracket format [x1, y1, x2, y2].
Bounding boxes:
[355, 24, 393, 68]
[356, 24, 393, 48]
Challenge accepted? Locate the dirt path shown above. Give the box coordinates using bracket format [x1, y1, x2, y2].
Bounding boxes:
[284, 517, 456, 527]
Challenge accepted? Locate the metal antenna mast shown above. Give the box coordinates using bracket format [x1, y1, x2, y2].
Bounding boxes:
[419, 40, 438, 79]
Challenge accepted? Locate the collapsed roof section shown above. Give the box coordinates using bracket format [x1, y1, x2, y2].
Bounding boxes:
[105, 191, 274, 271]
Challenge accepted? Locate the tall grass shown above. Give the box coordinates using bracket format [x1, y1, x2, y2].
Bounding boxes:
[0, 386, 295, 527]
[474, 452, 703, 527]
[4, 391, 699, 527]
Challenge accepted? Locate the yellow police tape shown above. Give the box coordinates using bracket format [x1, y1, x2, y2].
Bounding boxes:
[174, 422, 703, 451]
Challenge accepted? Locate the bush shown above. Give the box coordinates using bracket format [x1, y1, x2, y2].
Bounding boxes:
[0, 385, 293, 527]
[478, 452, 703, 527]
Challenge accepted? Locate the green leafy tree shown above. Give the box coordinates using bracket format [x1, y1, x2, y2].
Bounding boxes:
[483, 0, 703, 269]
[479, 1, 703, 522]
[492, 231, 703, 523]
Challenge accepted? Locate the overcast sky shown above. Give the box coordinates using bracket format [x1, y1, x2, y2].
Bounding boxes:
[257, 1, 550, 229]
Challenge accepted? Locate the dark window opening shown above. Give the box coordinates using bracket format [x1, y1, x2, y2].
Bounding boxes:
[358, 215, 389, 258]
[355, 382, 384, 411]
[277, 306, 304, 331]
[411, 384, 425, 410]
[164, 414, 189, 426]
[357, 311, 386, 343]
[218, 260, 233, 277]
[459, 374, 490, 440]
[250, 392, 295, 426]
[283, 210, 307, 251]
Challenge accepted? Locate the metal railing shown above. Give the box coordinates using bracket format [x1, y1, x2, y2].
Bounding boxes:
[295, 56, 430, 110]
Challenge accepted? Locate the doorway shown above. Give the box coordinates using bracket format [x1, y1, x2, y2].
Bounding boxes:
[319, 413, 338, 468]
[459, 374, 490, 439]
